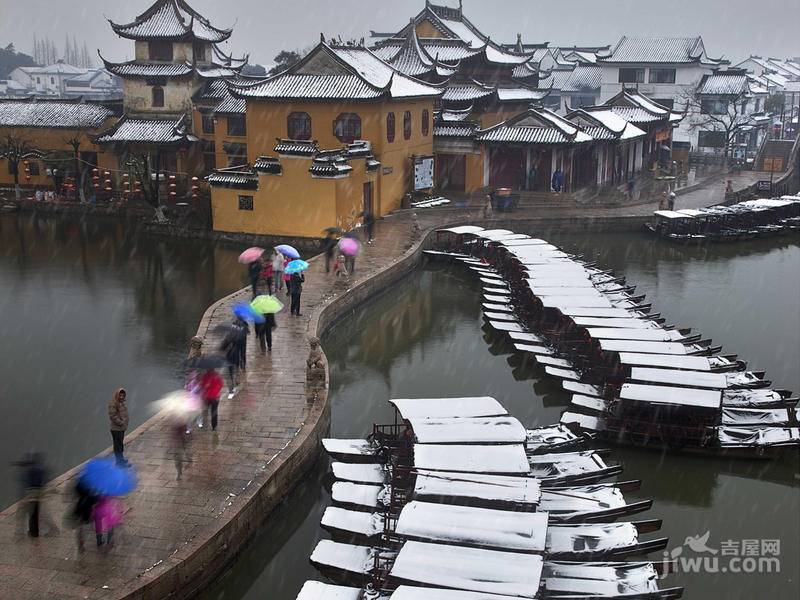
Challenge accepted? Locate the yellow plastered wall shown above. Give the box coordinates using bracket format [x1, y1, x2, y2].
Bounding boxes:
[192, 111, 248, 169]
[244, 98, 434, 217]
[464, 151, 485, 192]
[0, 124, 115, 187]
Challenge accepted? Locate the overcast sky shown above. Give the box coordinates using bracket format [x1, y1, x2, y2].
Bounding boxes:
[1, 0, 798, 67]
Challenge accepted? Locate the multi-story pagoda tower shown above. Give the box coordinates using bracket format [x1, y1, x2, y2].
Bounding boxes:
[95, 0, 247, 206]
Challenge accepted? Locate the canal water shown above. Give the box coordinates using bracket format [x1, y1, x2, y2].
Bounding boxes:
[200, 231, 799, 600]
[0, 213, 245, 509]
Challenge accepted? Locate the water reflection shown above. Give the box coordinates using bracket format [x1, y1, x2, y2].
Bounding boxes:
[0, 214, 244, 508]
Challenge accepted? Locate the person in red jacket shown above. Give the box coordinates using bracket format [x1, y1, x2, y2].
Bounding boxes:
[200, 369, 224, 431]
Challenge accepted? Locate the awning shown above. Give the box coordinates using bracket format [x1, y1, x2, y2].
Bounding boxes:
[390, 397, 507, 420]
[413, 470, 541, 507]
[599, 339, 689, 355]
[587, 328, 684, 342]
[629, 367, 727, 389]
[619, 353, 714, 371]
[395, 501, 548, 552]
[414, 444, 531, 474]
[390, 541, 543, 598]
[409, 416, 527, 444]
[437, 225, 485, 235]
[620, 383, 722, 410]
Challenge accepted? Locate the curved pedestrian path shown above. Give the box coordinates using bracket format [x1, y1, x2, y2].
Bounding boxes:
[0, 171, 756, 599]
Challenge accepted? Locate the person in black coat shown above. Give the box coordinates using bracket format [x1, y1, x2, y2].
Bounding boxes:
[248, 259, 261, 298]
[255, 313, 276, 353]
[288, 273, 304, 316]
[322, 234, 337, 273]
[219, 319, 248, 392]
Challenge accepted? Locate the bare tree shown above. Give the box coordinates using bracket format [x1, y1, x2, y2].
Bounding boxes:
[680, 87, 756, 165]
[0, 133, 39, 200]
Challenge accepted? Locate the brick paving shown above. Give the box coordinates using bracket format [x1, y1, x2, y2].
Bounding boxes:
[0, 170, 761, 599]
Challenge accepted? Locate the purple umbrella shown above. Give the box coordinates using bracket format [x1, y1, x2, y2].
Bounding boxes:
[338, 237, 360, 256]
[275, 244, 300, 259]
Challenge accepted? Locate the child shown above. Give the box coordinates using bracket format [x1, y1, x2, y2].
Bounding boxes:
[92, 496, 122, 548]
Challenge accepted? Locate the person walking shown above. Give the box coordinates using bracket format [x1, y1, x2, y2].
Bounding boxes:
[108, 389, 129, 466]
[288, 272, 305, 316]
[483, 194, 493, 219]
[322, 234, 337, 273]
[272, 251, 284, 292]
[667, 190, 676, 211]
[14, 453, 48, 537]
[363, 210, 375, 243]
[283, 256, 291, 296]
[260, 258, 274, 295]
[551, 168, 564, 193]
[219, 320, 247, 396]
[254, 312, 276, 353]
[92, 496, 122, 548]
[248, 259, 261, 299]
[70, 476, 97, 551]
[200, 368, 224, 431]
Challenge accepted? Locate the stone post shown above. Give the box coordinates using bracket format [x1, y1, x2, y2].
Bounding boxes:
[305, 336, 328, 404]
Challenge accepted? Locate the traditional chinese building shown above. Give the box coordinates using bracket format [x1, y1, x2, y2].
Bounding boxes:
[205, 41, 442, 238]
[97, 0, 248, 204]
[0, 99, 116, 194]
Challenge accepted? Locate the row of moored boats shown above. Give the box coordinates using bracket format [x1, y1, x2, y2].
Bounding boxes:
[426, 225, 799, 457]
[646, 195, 800, 243]
[298, 394, 684, 599]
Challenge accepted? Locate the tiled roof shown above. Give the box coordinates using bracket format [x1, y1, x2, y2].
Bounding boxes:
[512, 61, 539, 79]
[101, 58, 193, 77]
[195, 65, 240, 79]
[253, 156, 282, 175]
[17, 63, 85, 75]
[214, 94, 246, 114]
[232, 44, 441, 101]
[439, 107, 474, 122]
[476, 108, 592, 145]
[385, 28, 434, 77]
[433, 122, 479, 138]
[109, 0, 231, 42]
[579, 126, 618, 141]
[345, 141, 373, 157]
[561, 65, 602, 92]
[568, 107, 646, 140]
[598, 36, 719, 64]
[483, 44, 533, 65]
[420, 41, 482, 63]
[309, 156, 352, 178]
[371, 44, 402, 61]
[609, 106, 666, 124]
[442, 80, 495, 102]
[274, 139, 318, 156]
[206, 167, 258, 189]
[495, 87, 549, 102]
[697, 73, 749, 96]
[95, 115, 196, 144]
[0, 100, 113, 129]
[366, 157, 381, 171]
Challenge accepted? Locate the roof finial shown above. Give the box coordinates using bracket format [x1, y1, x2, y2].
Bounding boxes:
[459, 0, 463, 12]
[320, 32, 325, 43]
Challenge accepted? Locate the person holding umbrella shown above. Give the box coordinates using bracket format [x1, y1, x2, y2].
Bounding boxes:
[260, 258, 274, 295]
[248, 258, 261, 299]
[284, 260, 308, 316]
[77, 457, 136, 545]
[339, 237, 360, 276]
[271, 250, 284, 292]
[200, 368, 224, 431]
[108, 388, 129, 466]
[322, 231, 337, 273]
[251, 294, 282, 353]
[219, 318, 248, 396]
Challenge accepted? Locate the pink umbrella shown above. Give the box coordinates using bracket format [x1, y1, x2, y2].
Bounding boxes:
[338, 237, 360, 256]
[238, 247, 265, 264]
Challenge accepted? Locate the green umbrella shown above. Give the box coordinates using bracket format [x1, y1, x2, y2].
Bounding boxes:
[251, 295, 284, 314]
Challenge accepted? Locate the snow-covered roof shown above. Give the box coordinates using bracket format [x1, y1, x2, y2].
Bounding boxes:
[414, 443, 531, 474]
[697, 72, 749, 96]
[618, 352, 715, 371]
[413, 470, 541, 507]
[17, 62, 86, 75]
[390, 396, 507, 420]
[0, 100, 113, 129]
[205, 166, 258, 189]
[296, 581, 361, 600]
[441, 80, 495, 102]
[495, 87, 549, 102]
[390, 540, 543, 598]
[598, 35, 721, 65]
[587, 328, 683, 342]
[629, 367, 728, 389]
[476, 108, 593, 145]
[100, 57, 193, 78]
[309, 540, 375, 575]
[95, 114, 196, 144]
[230, 43, 442, 100]
[109, 0, 232, 42]
[409, 416, 527, 444]
[560, 65, 602, 92]
[385, 28, 435, 77]
[598, 339, 690, 355]
[620, 383, 722, 410]
[395, 501, 548, 552]
[566, 108, 646, 141]
[392, 586, 523, 600]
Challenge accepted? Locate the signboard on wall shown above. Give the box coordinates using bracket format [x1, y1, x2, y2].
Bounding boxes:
[756, 180, 772, 192]
[413, 155, 434, 191]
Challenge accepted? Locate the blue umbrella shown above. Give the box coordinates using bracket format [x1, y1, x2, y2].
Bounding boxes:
[275, 244, 300, 259]
[79, 457, 137, 496]
[233, 301, 265, 323]
[284, 259, 309, 275]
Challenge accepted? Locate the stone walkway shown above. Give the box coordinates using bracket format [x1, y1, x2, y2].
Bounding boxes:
[0, 170, 762, 599]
